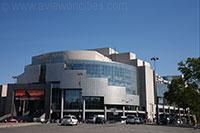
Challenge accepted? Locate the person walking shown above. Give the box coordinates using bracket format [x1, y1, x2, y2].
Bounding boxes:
[192, 115, 197, 129]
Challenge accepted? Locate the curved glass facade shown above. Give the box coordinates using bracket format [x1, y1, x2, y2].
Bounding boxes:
[32, 52, 138, 95]
[65, 60, 138, 95]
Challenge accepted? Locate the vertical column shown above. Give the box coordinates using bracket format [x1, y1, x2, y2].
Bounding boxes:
[19, 100, 22, 114]
[168, 106, 171, 115]
[163, 104, 165, 114]
[22, 100, 26, 116]
[156, 97, 159, 125]
[183, 109, 186, 117]
[50, 87, 53, 121]
[122, 106, 125, 116]
[136, 106, 139, 117]
[44, 87, 51, 120]
[82, 99, 85, 122]
[61, 89, 64, 119]
[104, 106, 107, 121]
[11, 91, 15, 116]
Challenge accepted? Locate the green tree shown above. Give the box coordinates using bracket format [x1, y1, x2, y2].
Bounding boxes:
[178, 57, 200, 90]
[164, 57, 200, 123]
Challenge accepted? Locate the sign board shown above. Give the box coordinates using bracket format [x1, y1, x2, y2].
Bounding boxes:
[2, 84, 8, 97]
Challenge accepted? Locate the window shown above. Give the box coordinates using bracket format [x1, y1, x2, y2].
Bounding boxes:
[64, 89, 82, 109]
[85, 96, 104, 109]
[52, 88, 61, 110]
[67, 60, 138, 95]
[125, 105, 137, 111]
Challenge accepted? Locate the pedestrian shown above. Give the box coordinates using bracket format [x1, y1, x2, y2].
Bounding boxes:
[192, 115, 197, 129]
[78, 115, 82, 123]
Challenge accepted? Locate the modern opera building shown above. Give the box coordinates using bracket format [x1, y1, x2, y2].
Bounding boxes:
[0, 48, 155, 121]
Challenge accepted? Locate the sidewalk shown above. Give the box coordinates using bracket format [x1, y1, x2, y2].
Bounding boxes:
[0, 122, 41, 128]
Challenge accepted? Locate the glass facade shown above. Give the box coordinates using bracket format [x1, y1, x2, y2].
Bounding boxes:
[125, 105, 137, 111]
[156, 82, 169, 104]
[52, 88, 61, 110]
[156, 82, 168, 97]
[65, 60, 138, 95]
[32, 52, 138, 95]
[84, 96, 104, 109]
[64, 89, 82, 109]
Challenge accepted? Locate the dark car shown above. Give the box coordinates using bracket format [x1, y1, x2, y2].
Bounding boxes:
[134, 117, 141, 124]
[126, 115, 135, 124]
[14, 115, 34, 122]
[139, 117, 144, 124]
[95, 117, 105, 124]
[86, 115, 97, 124]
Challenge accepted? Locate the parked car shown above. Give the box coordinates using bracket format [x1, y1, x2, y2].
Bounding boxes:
[126, 115, 135, 124]
[120, 116, 127, 124]
[134, 117, 141, 124]
[15, 115, 34, 122]
[176, 118, 183, 125]
[95, 117, 105, 124]
[6, 117, 18, 123]
[139, 117, 144, 124]
[61, 115, 78, 126]
[86, 115, 97, 123]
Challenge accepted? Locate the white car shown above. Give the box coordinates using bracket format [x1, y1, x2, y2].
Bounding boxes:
[61, 115, 78, 126]
[120, 116, 127, 124]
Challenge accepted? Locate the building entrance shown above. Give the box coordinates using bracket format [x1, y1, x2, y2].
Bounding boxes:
[14, 89, 44, 121]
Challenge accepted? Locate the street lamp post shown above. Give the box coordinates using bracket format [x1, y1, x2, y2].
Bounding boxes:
[150, 57, 159, 71]
[151, 57, 159, 124]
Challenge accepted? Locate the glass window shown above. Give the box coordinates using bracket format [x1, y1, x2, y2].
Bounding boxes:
[125, 105, 137, 111]
[85, 96, 104, 109]
[64, 89, 82, 109]
[52, 88, 61, 110]
[66, 60, 138, 95]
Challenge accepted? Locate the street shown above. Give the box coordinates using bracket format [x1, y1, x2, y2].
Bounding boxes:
[0, 123, 199, 133]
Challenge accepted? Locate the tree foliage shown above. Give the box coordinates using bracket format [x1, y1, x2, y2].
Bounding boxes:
[178, 57, 200, 90]
[164, 57, 200, 122]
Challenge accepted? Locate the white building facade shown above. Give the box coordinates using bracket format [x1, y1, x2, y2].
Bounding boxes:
[15, 48, 155, 121]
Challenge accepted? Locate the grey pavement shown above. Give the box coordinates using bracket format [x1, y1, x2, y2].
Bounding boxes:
[0, 123, 199, 133]
[0, 122, 40, 128]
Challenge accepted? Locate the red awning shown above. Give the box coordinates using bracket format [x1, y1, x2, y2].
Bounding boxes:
[27, 89, 44, 97]
[15, 89, 25, 97]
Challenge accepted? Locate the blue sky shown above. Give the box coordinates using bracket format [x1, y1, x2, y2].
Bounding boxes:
[0, 0, 199, 84]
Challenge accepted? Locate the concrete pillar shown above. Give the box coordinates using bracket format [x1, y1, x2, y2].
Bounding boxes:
[19, 100, 22, 114]
[49, 87, 52, 121]
[122, 106, 125, 116]
[61, 89, 64, 119]
[82, 99, 85, 122]
[11, 91, 15, 116]
[163, 105, 165, 114]
[136, 106, 139, 117]
[104, 106, 107, 121]
[168, 106, 171, 114]
[183, 109, 186, 116]
[44, 86, 52, 120]
[22, 100, 26, 116]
